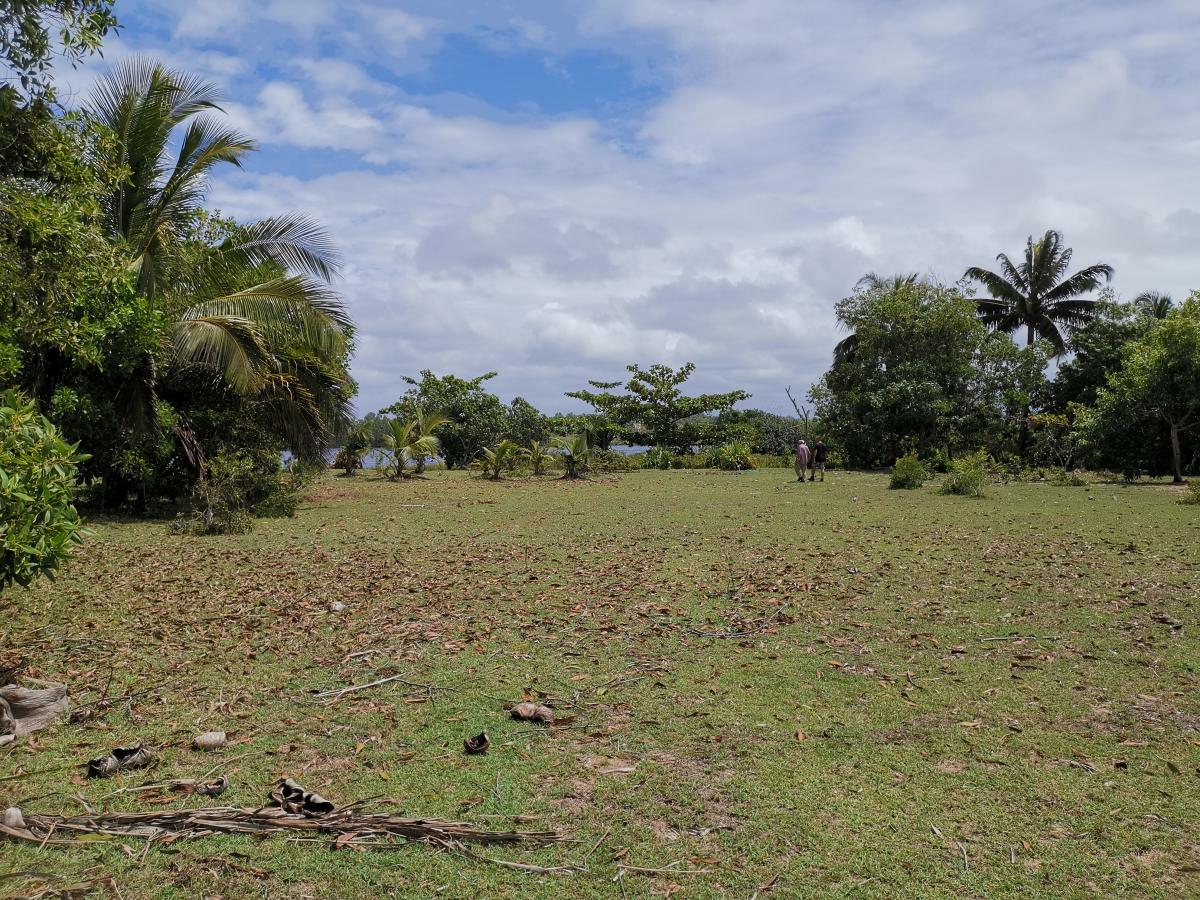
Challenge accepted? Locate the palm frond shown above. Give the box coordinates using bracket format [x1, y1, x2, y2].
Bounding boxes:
[220, 214, 343, 282]
[833, 333, 859, 365]
[184, 277, 352, 356]
[170, 313, 270, 393]
[993, 254, 1028, 295]
[1042, 263, 1113, 302]
[1133, 290, 1173, 319]
[964, 267, 1026, 308]
[1030, 315, 1068, 355]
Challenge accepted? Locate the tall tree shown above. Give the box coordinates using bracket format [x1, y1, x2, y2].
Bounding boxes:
[833, 273, 923, 365]
[811, 280, 1043, 466]
[1084, 296, 1200, 483]
[964, 230, 1113, 355]
[567, 363, 749, 452]
[85, 59, 353, 459]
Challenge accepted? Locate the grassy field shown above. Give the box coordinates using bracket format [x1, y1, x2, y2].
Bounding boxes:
[2, 469, 1198, 898]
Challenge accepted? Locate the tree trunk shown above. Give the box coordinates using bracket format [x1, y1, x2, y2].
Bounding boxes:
[1170, 421, 1184, 484]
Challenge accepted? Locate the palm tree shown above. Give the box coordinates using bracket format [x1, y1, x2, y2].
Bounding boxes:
[964, 230, 1113, 355]
[479, 440, 520, 480]
[86, 58, 353, 460]
[383, 409, 449, 479]
[833, 273, 923, 365]
[521, 439, 554, 476]
[1134, 291, 1173, 320]
[552, 433, 590, 479]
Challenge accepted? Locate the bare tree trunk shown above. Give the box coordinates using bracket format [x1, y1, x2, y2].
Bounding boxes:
[1170, 421, 1184, 484]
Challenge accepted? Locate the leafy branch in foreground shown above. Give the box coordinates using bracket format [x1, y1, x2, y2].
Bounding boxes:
[0, 392, 88, 590]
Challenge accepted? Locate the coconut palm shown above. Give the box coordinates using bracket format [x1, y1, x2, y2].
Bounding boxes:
[833, 273, 923, 365]
[479, 439, 520, 480]
[86, 57, 353, 460]
[964, 230, 1113, 355]
[383, 409, 449, 479]
[1134, 291, 1173, 320]
[552, 433, 590, 479]
[521, 439, 554, 476]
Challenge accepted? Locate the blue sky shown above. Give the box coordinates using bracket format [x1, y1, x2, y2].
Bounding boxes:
[62, 0, 1200, 414]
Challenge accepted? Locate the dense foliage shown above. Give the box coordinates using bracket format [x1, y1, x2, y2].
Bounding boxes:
[1, 36, 356, 545]
[386, 371, 507, 469]
[1080, 296, 1200, 482]
[811, 280, 1043, 467]
[0, 392, 86, 589]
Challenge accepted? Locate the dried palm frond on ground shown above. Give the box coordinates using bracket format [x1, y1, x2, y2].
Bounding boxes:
[0, 805, 563, 849]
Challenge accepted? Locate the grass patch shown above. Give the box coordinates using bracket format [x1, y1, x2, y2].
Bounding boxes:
[2, 469, 1198, 897]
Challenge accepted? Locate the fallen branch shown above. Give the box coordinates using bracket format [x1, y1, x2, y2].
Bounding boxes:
[312, 675, 452, 702]
[690, 607, 788, 639]
[0, 805, 563, 849]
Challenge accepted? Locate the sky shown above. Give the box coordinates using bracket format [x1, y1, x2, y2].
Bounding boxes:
[56, 0, 1200, 415]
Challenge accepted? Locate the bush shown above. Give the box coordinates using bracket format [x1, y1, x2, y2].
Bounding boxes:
[172, 448, 305, 535]
[332, 447, 363, 476]
[0, 393, 88, 590]
[749, 453, 792, 469]
[591, 448, 640, 473]
[705, 442, 755, 471]
[1179, 481, 1200, 505]
[1052, 468, 1089, 487]
[889, 454, 927, 489]
[940, 450, 988, 498]
[928, 448, 951, 473]
[641, 446, 676, 470]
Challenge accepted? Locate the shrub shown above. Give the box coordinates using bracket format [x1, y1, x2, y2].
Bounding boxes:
[641, 446, 676, 470]
[0, 393, 88, 590]
[705, 442, 755, 471]
[591, 448, 639, 473]
[1179, 481, 1200, 505]
[551, 434, 591, 478]
[476, 440, 521, 480]
[172, 448, 304, 535]
[749, 453, 792, 469]
[332, 447, 363, 476]
[928, 448, 951, 473]
[940, 450, 988, 498]
[889, 454, 927, 489]
[1052, 468, 1089, 487]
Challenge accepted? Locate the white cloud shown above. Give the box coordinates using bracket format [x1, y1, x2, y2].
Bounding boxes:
[63, 1, 1200, 414]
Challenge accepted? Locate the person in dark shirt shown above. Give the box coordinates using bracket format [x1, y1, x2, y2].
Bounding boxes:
[810, 438, 828, 481]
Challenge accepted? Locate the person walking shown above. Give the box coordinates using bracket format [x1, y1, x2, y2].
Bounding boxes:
[794, 438, 811, 482]
[810, 437, 828, 481]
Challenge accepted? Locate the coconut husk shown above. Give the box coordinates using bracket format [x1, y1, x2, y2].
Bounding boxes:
[0, 682, 68, 746]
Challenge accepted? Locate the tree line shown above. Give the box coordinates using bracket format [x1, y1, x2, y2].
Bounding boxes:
[815, 230, 1200, 482]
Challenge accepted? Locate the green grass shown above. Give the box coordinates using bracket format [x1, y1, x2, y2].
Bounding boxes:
[2, 470, 1198, 898]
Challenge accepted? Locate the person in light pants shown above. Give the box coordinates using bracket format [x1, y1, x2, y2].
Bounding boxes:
[794, 438, 810, 482]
